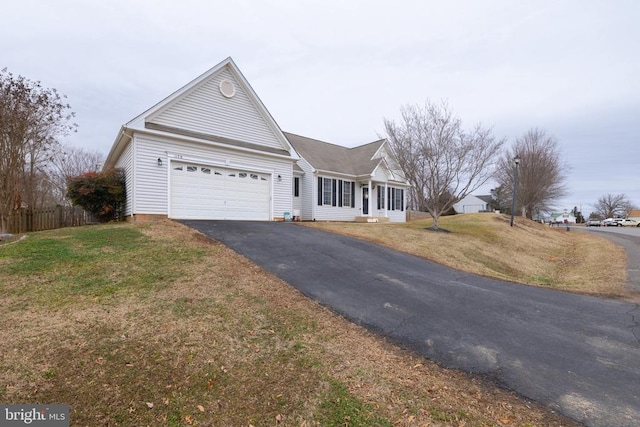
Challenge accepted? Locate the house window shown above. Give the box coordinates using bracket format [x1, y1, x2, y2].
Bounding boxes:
[378, 186, 404, 211]
[323, 177, 332, 205]
[293, 177, 300, 197]
[342, 180, 352, 207]
[377, 186, 385, 209]
[394, 188, 404, 211]
[317, 176, 338, 206]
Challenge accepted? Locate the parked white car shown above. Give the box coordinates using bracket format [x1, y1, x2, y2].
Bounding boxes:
[603, 218, 623, 226]
[618, 219, 640, 227]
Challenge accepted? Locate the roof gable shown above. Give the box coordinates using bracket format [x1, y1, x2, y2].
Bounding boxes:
[122, 57, 295, 157]
[476, 195, 494, 204]
[285, 132, 384, 177]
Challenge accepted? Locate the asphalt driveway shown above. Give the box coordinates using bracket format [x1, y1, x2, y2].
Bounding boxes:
[181, 220, 640, 427]
[579, 226, 640, 296]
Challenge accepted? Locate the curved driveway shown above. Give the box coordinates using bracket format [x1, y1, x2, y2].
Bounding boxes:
[580, 226, 640, 296]
[182, 220, 640, 427]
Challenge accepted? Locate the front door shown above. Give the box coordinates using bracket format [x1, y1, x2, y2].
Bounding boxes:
[362, 187, 369, 215]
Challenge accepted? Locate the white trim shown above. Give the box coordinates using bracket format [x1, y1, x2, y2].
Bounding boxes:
[368, 179, 373, 217]
[138, 58, 297, 158]
[270, 172, 275, 220]
[370, 140, 388, 160]
[132, 136, 138, 215]
[315, 169, 358, 179]
[135, 127, 297, 161]
[165, 152, 276, 174]
[105, 57, 300, 169]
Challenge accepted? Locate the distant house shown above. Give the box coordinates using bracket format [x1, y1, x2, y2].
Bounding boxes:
[453, 194, 492, 214]
[550, 210, 577, 224]
[102, 57, 409, 223]
[627, 209, 640, 221]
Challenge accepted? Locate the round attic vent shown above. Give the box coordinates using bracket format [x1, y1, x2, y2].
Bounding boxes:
[219, 79, 236, 98]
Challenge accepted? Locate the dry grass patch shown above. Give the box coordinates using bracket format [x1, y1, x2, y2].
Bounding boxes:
[304, 214, 628, 298]
[0, 220, 581, 426]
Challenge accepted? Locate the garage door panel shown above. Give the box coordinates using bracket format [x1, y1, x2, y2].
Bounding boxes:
[170, 162, 270, 220]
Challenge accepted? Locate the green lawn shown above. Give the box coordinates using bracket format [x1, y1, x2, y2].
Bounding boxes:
[0, 221, 580, 426]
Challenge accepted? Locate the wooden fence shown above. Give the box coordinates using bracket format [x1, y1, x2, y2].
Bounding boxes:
[5, 206, 99, 234]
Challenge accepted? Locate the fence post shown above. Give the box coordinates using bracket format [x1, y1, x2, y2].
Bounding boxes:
[57, 205, 63, 228]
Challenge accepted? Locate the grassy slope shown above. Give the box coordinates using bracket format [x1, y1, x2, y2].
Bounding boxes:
[304, 214, 628, 298]
[0, 219, 593, 426]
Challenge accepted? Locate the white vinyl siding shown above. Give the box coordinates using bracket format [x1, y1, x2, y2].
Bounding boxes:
[132, 135, 168, 215]
[115, 141, 134, 217]
[314, 175, 358, 221]
[387, 186, 406, 223]
[387, 209, 406, 222]
[150, 68, 283, 151]
[131, 134, 293, 219]
[453, 195, 490, 214]
[372, 164, 389, 182]
[373, 184, 406, 223]
[295, 158, 315, 221]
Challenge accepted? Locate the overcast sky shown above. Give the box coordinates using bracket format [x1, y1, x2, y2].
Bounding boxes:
[3, 0, 638, 215]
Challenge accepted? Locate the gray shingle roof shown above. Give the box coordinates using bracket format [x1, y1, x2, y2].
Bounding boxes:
[476, 195, 494, 204]
[284, 132, 385, 177]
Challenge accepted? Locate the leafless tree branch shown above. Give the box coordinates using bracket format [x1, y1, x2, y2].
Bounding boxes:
[384, 101, 505, 229]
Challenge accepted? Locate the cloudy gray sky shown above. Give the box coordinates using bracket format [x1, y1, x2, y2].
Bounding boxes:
[3, 0, 638, 215]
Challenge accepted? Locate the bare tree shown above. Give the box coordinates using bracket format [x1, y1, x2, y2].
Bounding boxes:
[494, 128, 568, 219]
[593, 193, 635, 219]
[384, 101, 505, 229]
[45, 143, 104, 206]
[0, 69, 76, 232]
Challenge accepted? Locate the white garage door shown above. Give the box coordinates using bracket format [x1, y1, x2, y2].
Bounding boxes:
[170, 162, 271, 220]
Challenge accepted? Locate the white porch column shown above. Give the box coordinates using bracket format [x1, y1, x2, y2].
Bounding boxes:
[368, 180, 373, 216]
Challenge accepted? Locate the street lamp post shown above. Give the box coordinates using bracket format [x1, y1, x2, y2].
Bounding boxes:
[510, 155, 521, 227]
